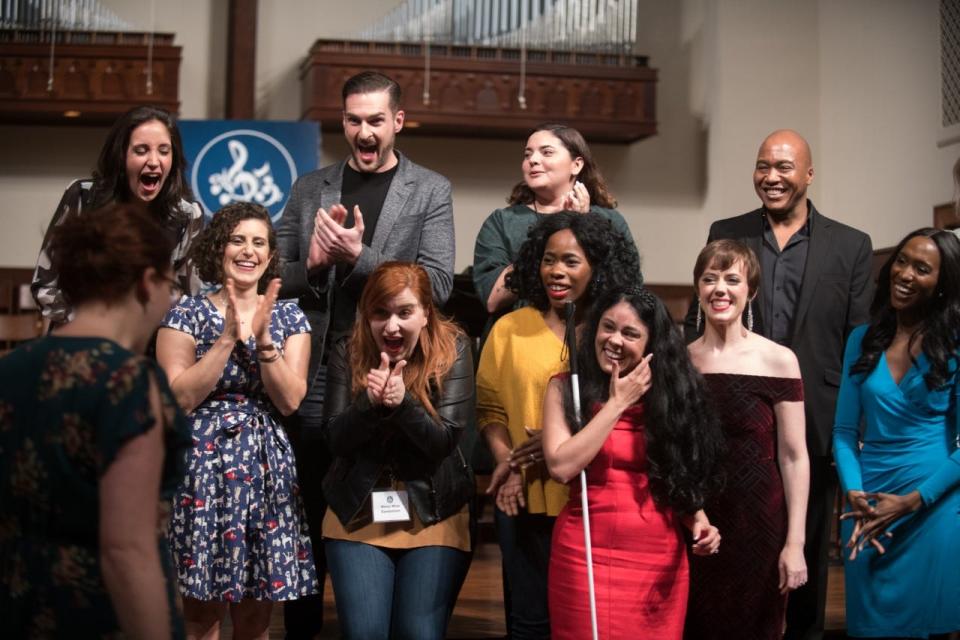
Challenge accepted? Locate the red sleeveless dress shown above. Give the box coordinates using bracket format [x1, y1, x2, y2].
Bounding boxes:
[548, 403, 689, 640]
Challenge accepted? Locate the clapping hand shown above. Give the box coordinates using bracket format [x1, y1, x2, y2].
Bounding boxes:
[312, 203, 364, 267]
[218, 278, 241, 344]
[251, 278, 281, 344]
[307, 205, 346, 271]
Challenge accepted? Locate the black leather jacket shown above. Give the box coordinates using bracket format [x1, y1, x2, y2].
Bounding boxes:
[321, 334, 475, 529]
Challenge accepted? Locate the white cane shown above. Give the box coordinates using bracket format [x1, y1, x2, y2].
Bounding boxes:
[565, 302, 599, 640]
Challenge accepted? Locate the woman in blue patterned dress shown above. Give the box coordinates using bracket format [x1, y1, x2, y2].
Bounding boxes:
[157, 202, 318, 639]
[834, 228, 960, 638]
[0, 204, 191, 639]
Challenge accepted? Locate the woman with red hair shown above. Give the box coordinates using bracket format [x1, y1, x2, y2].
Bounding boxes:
[320, 261, 476, 640]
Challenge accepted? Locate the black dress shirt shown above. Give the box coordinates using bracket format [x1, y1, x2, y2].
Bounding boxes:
[760, 210, 811, 346]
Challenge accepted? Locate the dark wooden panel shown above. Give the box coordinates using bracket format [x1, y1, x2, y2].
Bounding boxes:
[0, 30, 181, 124]
[300, 40, 657, 144]
[226, 0, 257, 119]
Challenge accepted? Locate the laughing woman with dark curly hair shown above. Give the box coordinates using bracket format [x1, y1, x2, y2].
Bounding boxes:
[475, 211, 640, 639]
[156, 202, 318, 639]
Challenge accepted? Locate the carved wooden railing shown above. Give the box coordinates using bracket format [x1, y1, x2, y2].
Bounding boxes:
[300, 39, 657, 143]
[0, 29, 180, 124]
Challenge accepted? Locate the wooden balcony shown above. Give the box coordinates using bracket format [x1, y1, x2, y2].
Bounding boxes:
[0, 29, 180, 125]
[300, 39, 657, 143]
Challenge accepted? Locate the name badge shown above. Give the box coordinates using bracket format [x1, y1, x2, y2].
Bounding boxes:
[371, 489, 411, 523]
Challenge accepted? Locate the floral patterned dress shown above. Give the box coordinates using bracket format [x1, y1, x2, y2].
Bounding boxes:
[0, 336, 191, 639]
[163, 296, 318, 602]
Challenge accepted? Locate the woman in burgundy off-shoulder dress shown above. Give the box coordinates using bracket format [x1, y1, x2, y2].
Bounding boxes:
[542, 287, 724, 640]
[685, 240, 810, 640]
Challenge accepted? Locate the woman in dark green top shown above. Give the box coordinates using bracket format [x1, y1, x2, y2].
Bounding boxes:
[0, 204, 191, 639]
[472, 123, 641, 326]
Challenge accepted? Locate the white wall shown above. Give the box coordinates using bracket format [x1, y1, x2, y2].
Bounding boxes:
[1, 0, 955, 282]
[818, 0, 946, 249]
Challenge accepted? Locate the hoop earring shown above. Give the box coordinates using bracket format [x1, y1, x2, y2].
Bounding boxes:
[746, 300, 754, 332]
[696, 300, 703, 333]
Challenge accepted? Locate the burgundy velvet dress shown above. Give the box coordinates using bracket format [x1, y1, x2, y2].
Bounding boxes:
[549, 403, 689, 640]
[685, 374, 804, 640]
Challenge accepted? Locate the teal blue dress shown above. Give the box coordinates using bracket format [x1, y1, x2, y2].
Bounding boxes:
[833, 325, 960, 638]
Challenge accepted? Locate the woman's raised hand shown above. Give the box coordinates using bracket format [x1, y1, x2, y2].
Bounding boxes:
[219, 278, 241, 344]
[561, 180, 591, 213]
[382, 359, 406, 409]
[608, 354, 653, 411]
[252, 278, 281, 345]
[366, 353, 406, 408]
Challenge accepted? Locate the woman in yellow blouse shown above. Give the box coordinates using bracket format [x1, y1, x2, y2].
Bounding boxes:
[476, 211, 640, 639]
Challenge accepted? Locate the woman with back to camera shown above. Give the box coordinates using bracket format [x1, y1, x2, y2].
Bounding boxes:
[320, 261, 475, 640]
[475, 211, 640, 639]
[156, 202, 317, 639]
[684, 239, 810, 640]
[0, 204, 191, 639]
[542, 286, 723, 639]
[472, 123, 640, 329]
[32, 105, 203, 324]
[833, 228, 960, 638]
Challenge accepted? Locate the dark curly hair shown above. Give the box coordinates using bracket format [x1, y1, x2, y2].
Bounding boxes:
[508, 123, 617, 209]
[506, 211, 641, 312]
[88, 105, 194, 224]
[561, 286, 724, 513]
[851, 228, 960, 390]
[48, 203, 175, 308]
[189, 202, 280, 291]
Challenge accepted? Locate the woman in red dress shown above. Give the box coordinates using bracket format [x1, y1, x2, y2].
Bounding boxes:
[542, 287, 724, 640]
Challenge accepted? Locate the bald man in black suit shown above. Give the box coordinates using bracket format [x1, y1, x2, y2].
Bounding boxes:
[684, 130, 873, 640]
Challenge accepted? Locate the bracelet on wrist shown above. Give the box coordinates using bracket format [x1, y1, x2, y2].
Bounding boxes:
[258, 351, 281, 363]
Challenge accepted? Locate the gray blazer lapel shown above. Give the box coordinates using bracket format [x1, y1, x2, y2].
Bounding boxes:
[320, 163, 344, 215]
[792, 210, 833, 341]
[370, 153, 413, 254]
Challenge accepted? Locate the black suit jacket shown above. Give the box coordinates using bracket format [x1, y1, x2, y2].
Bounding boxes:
[683, 202, 874, 457]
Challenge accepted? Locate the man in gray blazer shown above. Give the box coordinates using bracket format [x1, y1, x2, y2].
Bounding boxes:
[277, 70, 455, 639]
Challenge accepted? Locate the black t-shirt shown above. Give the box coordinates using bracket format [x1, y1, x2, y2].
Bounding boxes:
[329, 161, 399, 338]
[340, 162, 398, 246]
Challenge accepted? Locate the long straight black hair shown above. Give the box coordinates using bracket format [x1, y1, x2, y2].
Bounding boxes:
[851, 227, 960, 389]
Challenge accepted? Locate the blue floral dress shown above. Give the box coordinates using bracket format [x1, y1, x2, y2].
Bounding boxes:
[0, 337, 191, 639]
[163, 296, 318, 602]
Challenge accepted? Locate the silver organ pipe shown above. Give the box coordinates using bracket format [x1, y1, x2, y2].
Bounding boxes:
[1, 0, 131, 31]
[358, 0, 638, 54]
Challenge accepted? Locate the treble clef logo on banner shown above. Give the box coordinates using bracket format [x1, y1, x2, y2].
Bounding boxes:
[209, 140, 284, 208]
[191, 128, 299, 223]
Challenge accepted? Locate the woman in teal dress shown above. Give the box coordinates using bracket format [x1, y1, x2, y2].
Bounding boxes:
[833, 227, 960, 638]
[0, 204, 191, 639]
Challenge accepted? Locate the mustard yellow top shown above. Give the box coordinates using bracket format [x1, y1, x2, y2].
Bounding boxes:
[475, 306, 570, 516]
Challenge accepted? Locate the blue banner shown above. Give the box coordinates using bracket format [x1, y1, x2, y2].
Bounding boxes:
[180, 120, 321, 223]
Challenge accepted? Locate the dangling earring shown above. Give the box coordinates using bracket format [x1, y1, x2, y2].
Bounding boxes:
[696, 300, 703, 332]
[746, 300, 754, 332]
